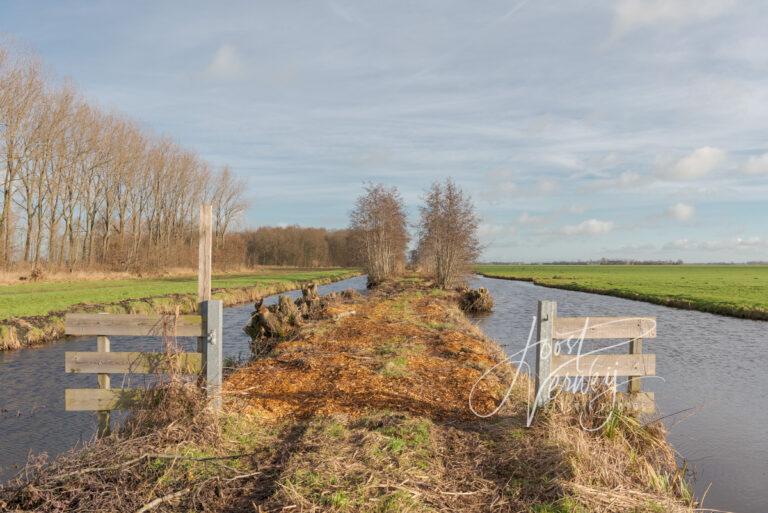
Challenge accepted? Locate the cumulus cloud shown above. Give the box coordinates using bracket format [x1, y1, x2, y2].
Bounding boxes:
[591, 171, 647, 190]
[536, 178, 559, 194]
[744, 152, 768, 175]
[478, 223, 517, 241]
[517, 212, 548, 225]
[559, 219, 615, 236]
[206, 44, 244, 80]
[613, 0, 735, 36]
[663, 236, 767, 251]
[666, 202, 695, 221]
[659, 147, 726, 180]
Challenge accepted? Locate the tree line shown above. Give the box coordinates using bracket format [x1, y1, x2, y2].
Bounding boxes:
[0, 46, 245, 271]
[241, 226, 360, 268]
[351, 179, 480, 288]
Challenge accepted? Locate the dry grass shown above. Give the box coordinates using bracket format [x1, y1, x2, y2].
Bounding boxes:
[0, 277, 695, 512]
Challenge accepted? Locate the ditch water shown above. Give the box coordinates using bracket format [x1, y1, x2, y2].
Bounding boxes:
[0, 276, 368, 484]
[0, 274, 765, 512]
[471, 275, 767, 513]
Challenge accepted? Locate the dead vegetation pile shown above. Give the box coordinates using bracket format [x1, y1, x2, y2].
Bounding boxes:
[458, 286, 494, 313]
[0, 277, 695, 512]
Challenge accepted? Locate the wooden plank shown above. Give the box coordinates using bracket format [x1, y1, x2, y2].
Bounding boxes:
[617, 392, 655, 414]
[535, 300, 556, 408]
[65, 351, 202, 374]
[551, 354, 655, 377]
[198, 204, 212, 302]
[65, 388, 142, 412]
[96, 336, 111, 437]
[65, 313, 205, 337]
[554, 316, 656, 340]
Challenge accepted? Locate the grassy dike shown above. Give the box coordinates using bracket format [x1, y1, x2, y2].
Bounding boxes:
[476, 264, 768, 320]
[0, 268, 360, 350]
[0, 278, 694, 512]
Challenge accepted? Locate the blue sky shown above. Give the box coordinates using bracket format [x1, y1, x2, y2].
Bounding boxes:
[2, 0, 767, 262]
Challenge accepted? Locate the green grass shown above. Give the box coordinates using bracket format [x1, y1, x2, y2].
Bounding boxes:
[475, 264, 768, 319]
[0, 268, 358, 321]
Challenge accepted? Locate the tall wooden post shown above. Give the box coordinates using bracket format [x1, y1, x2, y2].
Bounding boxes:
[197, 204, 212, 359]
[96, 335, 110, 437]
[197, 204, 222, 410]
[535, 300, 556, 408]
[198, 204, 213, 303]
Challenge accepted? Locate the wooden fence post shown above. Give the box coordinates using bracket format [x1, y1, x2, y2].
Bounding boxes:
[627, 337, 643, 394]
[197, 204, 222, 410]
[96, 335, 110, 437]
[201, 300, 223, 411]
[535, 300, 556, 408]
[198, 204, 212, 303]
[197, 204, 213, 360]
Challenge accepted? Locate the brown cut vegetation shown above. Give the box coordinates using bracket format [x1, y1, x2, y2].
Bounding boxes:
[0, 277, 694, 512]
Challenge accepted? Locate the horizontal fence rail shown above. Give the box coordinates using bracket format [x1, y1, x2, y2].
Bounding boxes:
[63, 302, 223, 432]
[553, 316, 656, 340]
[550, 354, 656, 377]
[535, 300, 657, 414]
[65, 351, 202, 375]
[66, 313, 205, 337]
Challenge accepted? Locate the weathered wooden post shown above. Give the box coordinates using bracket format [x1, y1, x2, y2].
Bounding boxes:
[201, 299, 223, 410]
[96, 334, 110, 437]
[535, 300, 556, 408]
[627, 336, 643, 394]
[197, 204, 222, 410]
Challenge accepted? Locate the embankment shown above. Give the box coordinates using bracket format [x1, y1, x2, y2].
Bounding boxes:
[476, 267, 768, 321]
[0, 270, 360, 351]
[0, 278, 694, 512]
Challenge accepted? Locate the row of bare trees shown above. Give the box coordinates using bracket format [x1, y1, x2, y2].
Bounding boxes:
[0, 47, 246, 271]
[349, 180, 480, 288]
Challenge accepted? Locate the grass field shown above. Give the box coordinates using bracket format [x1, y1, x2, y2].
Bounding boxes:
[0, 268, 358, 321]
[475, 264, 768, 319]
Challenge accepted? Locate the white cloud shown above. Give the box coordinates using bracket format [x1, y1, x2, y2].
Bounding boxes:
[206, 44, 244, 80]
[517, 212, 548, 225]
[666, 202, 695, 221]
[591, 170, 647, 190]
[663, 236, 767, 251]
[536, 178, 559, 194]
[744, 152, 768, 175]
[659, 147, 726, 180]
[478, 223, 517, 240]
[560, 219, 615, 236]
[613, 0, 735, 36]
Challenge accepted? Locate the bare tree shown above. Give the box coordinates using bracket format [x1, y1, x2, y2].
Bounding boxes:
[349, 183, 409, 286]
[211, 166, 246, 249]
[0, 44, 250, 272]
[416, 178, 480, 289]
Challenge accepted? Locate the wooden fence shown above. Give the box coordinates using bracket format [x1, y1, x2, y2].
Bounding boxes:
[535, 300, 657, 413]
[64, 205, 222, 435]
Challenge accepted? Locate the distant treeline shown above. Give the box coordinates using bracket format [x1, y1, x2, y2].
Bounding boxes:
[1, 46, 245, 271]
[242, 226, 362, 268]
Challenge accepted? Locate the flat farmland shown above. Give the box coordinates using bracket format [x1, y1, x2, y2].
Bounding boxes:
[0, 268, 358, 321]
[475, 264, 768, 319]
